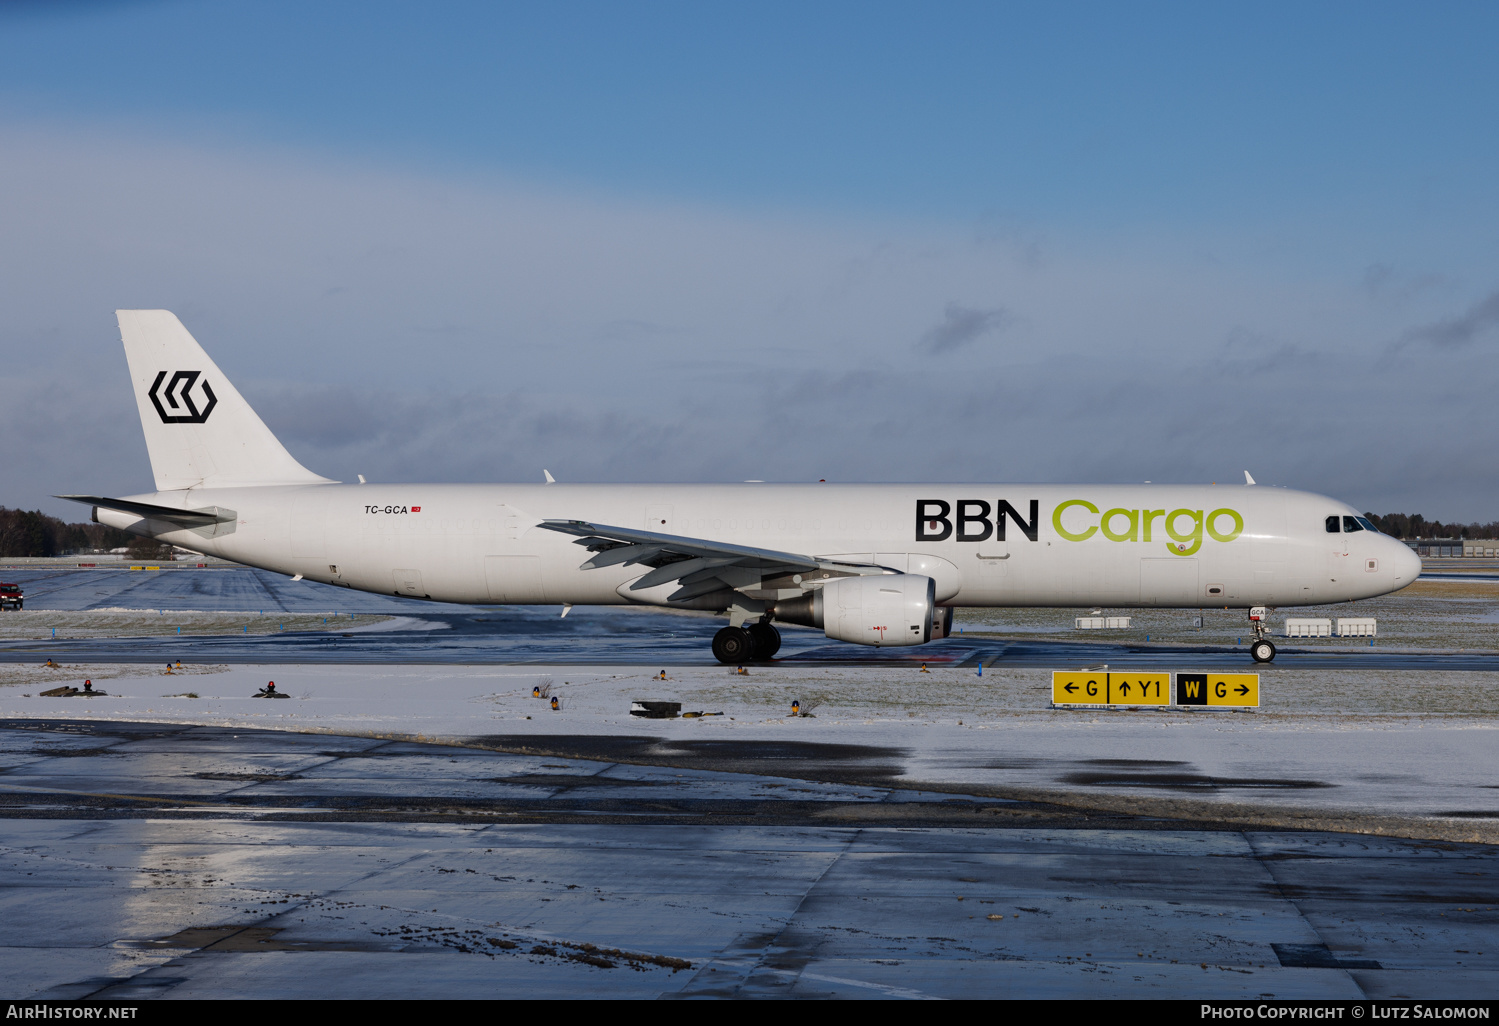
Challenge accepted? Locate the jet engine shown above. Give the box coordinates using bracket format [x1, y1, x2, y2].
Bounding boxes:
[773, 573, 935, 646]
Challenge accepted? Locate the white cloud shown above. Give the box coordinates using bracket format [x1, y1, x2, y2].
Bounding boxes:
[1, 118, 1496, 520]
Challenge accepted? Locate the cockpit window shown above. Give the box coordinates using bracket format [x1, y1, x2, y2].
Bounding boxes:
[1326, 515, 1341, 533]
[1355, 516, 1379, 533]
[1343, 515, 1363, 533]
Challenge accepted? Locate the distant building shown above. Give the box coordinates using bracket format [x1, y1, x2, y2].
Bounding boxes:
[1405, 539, 1498, 558]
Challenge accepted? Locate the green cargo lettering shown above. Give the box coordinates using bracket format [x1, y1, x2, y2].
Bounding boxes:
[1142, 509, 1166, 542]
[1052, 499, 1099, 541]
[1101, 508, 1138, 542]
[1206, 507, 1243, 543]
[1052, 501, 1242, 555]
[1166, 509, 1203, 556]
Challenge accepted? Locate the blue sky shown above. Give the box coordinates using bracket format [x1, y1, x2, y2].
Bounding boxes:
[8, 2, 1499, 230]
[3, 1, 1498, 519]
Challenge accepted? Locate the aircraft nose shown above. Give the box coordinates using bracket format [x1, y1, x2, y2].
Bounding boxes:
[1389, 538, 1422, 583]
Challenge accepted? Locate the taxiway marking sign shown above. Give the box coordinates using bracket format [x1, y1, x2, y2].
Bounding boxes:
[1175, 672, 1259, 707]
[1052, 671, 1170, 706]
[1109, 673, 1170, 705]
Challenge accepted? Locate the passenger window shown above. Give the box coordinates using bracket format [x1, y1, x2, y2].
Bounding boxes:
[1326, 516, 1341, 533]
[1343, 516, 1362, 533]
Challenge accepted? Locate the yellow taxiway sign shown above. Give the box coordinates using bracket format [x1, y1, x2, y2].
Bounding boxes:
[1052, 671, 1170, 706]
[1175, 672, 1259, 707]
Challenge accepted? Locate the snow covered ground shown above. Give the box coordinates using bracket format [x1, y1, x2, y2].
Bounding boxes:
[4, 660, 1497, 840]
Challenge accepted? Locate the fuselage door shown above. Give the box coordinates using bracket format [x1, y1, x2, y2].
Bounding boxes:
[1329, 516, 1352, 583]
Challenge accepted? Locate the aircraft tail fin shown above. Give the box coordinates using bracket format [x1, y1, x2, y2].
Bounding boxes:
[116, 310, 335, 491]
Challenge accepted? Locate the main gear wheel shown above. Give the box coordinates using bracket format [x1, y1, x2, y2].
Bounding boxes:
[712, 626, 754, 664]
[748, 622, 781, 660]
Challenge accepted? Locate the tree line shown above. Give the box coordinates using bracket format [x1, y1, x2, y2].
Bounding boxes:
[1363, 512, 1499, 540]
[0, 507, 146, 557]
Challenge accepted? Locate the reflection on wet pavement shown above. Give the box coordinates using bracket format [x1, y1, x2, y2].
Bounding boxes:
[1, 720, 1496, 999]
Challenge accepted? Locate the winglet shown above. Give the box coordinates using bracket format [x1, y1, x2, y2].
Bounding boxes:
[1244, 471, 1256, 485]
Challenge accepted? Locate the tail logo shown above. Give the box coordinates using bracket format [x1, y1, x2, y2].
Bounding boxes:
[148, 370, 218, 424]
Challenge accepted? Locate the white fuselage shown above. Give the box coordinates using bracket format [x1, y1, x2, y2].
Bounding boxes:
[101, 482, 1421, 610]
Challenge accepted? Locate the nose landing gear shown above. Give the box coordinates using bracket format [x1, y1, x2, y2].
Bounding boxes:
[1247, 606, 1277, 663]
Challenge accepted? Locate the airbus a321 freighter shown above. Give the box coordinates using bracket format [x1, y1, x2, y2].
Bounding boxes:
[60, 311, 1422, 664]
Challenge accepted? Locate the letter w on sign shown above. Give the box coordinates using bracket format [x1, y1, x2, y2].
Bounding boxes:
[1175, 672, 1258, 707]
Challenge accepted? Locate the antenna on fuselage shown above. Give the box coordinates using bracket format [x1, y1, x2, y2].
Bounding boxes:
[1244, 471, 1256, 485]
[544, 470, 556, 484]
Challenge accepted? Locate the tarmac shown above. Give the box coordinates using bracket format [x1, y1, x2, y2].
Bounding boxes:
[3, 718, 1497, 1000]
[0, 564, 1496, 999]
[2, 563, 1498, 669]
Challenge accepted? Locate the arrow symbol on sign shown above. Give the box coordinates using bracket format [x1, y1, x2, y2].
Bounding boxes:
[1236, 684, 1250, 695]
[1119, 682, 1131, 696]
[1064, 684, 1077, 694]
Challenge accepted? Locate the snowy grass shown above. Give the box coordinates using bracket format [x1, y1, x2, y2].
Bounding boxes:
[0, 610, 391, 641]
[954, 577, 1499, 652]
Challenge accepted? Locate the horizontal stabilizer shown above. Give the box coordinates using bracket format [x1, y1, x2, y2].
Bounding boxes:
[55, 494, 236, 526]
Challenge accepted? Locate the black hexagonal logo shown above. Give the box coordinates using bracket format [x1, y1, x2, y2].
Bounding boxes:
[148, 370, 218, 424]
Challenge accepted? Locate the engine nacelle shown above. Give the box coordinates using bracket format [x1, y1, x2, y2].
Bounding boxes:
[773, 573, 935, 647]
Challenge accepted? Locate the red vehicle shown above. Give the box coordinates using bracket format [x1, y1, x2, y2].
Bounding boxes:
[0, 583, 22, 611]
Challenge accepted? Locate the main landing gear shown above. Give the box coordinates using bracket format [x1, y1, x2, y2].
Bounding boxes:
[1247, 606, 1277, 663]
[712, 621, 781, 664]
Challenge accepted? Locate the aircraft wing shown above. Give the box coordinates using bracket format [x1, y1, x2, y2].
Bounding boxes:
[537, 519, 883, 600]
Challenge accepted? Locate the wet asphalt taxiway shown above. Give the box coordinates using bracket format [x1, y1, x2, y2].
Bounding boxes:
[2, 718, 1497, 1000]
[1, 564, 1498, 998]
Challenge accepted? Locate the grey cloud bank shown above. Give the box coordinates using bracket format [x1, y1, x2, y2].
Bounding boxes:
[1, 120, 1496, 521]
[918, 302, 1011, 354]
[1397, 289, 1499, 350]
